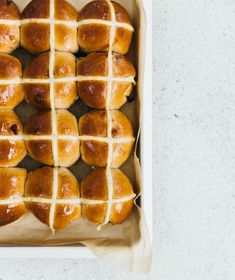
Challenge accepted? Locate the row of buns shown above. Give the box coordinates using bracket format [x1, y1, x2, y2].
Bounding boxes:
[0, 167, 135, 229]
[0, 0, 133, 54]
[0, 52, 135, 110]
[0, 109, 134, 167]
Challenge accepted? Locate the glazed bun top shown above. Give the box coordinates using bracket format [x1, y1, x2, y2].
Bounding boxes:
[0, 168, 27, 226]
[25, 167, 81, 230]
[0, 110, 23, 136]
[23, 52, 76, 79]
[77, 51, 136, 110]
[0, 54, 24, 109]
[78, 0, 131, 23]
[77, 52, 135, 78]
[81, 168, 135, 225]
[79, 110, 134, 139]
[0, 0, 20, 19]
[0, 1, 20, 53]
[24, 110, 78, 137]
[81, 168, 134, 200]
[79, 110, 134, 168]
[23, 51, 77, 110]
[21, 0, 77, 20]
[0, 53, 22, 79]
[21, 0, 49, 19]
[0, 110, 26, 168]
[21, 0, 78, 54]
[25, 167, 80, 199]
[77, 0, 133, 54]
[0, 168, 26, 199]
[24, 110, 80, 167]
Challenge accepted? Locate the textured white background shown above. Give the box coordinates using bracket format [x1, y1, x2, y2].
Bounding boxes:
[1, 0, 235, 279]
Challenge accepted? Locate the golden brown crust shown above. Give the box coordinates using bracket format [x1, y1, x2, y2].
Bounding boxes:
[111, 142, 133, 168]
[24, 111, 52, 165]
[110, 82, 133, 109]
[21, 0, 49, 19]
[81, 169, 109, 225]
[111, 169, 133, 198]
[113, 27, 132, 55]
[82, 203, 107, 224]
[0, 110, 23, 135]
[54, 52, 76, 77]
[55, 1, 78, 52]
[0, 84, 24, 109]
[77, 1, 133, 54]
[57, 110, 80, 167]
[24, 111, 52, 135]
[79, 110, 109, 167]
[77, 81, 107, 109]
[0, 1, 20, 53]
[24, 84, 50, 110]
[0, 204, 26, 226]
[0, 167, 27, 226]
[111, 111, 134, 169]
[21, 23, 50, 54]
[80, 141, 108, 167]
[0, 54, 24, 108]
[21, 0, 78, 53]
[77, 53, 135, 77]
[81, 168, 134, 224]
[0, 111, 26, 167]
[55, 0, 77, 21]
[0, 24, 20, 53]
[79, 110, 107, 137]
[57, 139, 80, 167]
[22, 0, 77, 20]
[112, 1, 133, 54]
[25, 167, 80, 198]
[23, 52, 49, 79]
[26, 140, 53, 165]
[56, 109, 78, 135]
[54, 24, 78, 53]
[78, 0, 111, 21]
[77, 24, 110, 52]
[24, 52, 77, 110]
[0, 168, 26, 199]
[57, 168, 80, 198]
[0, 0, 20, 20]
[77, 53, 135, 109]
[25, 167, 53, 198]
[0, 140, 26, 167]
[112, 53, 135, 77]
[54, 82, 77, 109]
[79, 110, 134, 168]
[0, 53, 22, 79]
[81, 168, 108, 200]
[111, 110, 133, 137]
[27, 202, 50, 225]
[24, 110, 79, 167]
[25, 167, 81, 229]
[77, 53, 108, 76]
[109, 200, 134, 224]
[24, 52, 76, 78]
[112, 2, 131, 24]
[54, 203, 80, 230]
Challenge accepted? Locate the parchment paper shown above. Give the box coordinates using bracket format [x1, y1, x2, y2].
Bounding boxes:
[0, 0, 152, 273]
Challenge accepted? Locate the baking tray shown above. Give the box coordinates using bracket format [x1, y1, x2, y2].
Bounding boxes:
[0, 0, 152, 258]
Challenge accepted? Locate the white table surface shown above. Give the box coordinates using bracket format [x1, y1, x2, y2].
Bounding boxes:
[2, 0, 235, 279]
[153, 0, 235, 279]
